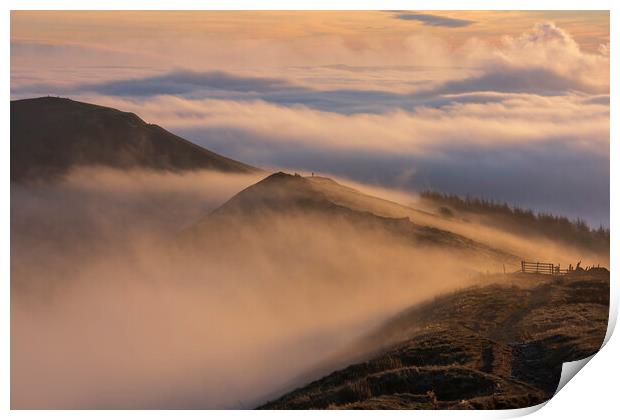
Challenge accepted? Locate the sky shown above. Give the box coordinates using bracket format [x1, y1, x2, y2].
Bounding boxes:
[10, 11, 610, 226]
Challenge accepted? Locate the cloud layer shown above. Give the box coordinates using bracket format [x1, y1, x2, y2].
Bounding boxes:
[10, 15, 610, 226]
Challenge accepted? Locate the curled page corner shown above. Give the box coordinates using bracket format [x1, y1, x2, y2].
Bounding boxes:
[554, 354, 595, 396]
[505, 354, 598, 417]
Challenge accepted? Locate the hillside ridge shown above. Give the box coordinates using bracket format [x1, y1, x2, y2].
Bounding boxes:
[11, 96, 259, 182]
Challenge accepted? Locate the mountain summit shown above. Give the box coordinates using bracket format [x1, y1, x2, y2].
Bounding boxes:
[194, 172, 517, 263]
[11, 97, 258, 182]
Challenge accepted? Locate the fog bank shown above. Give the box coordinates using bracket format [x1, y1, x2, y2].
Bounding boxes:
[10, 167, 602, 408]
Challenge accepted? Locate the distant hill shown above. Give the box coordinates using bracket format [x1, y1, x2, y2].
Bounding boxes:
[190, 172, 517, 263]
[11, 97, 258, 182]
[259, 269, 609, 409]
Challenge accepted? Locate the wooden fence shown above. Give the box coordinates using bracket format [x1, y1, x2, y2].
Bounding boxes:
[520, 261, 565, 275]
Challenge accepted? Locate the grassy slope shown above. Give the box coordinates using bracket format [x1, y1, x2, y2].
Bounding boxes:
[260, 269, 609, 409]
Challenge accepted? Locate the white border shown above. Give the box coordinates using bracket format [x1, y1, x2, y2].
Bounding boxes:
[3, 1, 617, 419]
[2, 0, 618, 10]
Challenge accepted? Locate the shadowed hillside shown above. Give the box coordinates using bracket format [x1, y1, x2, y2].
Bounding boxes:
[259, 269, 609, 409]
[11, 97, 258, 182]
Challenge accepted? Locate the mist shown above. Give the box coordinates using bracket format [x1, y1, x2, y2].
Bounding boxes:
[10, 167, 603, 409]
